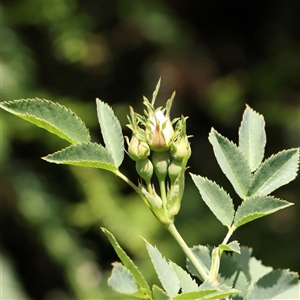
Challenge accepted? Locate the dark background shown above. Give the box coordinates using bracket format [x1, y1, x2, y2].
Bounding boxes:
[1, 1, 299, 299]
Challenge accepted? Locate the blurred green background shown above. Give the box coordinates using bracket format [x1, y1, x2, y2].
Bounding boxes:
[1, 0, 299, 299]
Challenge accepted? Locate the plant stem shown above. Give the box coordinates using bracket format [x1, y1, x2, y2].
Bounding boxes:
[222, 225, 235, 245]
[114, 170, 139, 193]
[116, 170, 208, 280]
[159, 179, 167, 210]
[167, 222, 209, 281]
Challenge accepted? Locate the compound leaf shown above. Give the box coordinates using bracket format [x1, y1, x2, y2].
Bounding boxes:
[248, 148, 299, 196]
[209, 128, 251, 199]
[43, 142, 117, 172]
[239, 105, 266, 172]
[0, 99, 90, 144]
[234, 195, 293, 228]
[96, 99, 124, 168]
[190, 174, 235, 228]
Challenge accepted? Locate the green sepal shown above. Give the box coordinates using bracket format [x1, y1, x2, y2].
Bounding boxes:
[167, 155, 189, 219]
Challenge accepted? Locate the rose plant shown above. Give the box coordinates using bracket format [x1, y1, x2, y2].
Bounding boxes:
[1, 79, 299, 299]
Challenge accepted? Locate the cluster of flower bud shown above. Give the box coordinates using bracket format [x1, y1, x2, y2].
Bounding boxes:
[125, 79, 191, 223]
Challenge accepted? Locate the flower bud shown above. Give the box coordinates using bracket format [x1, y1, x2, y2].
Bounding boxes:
[152, 151, 169, 182]
[127, 135, 150, 161]
[146, 110, 174, 152]
[168, 159, 183, 184]
[171, 116, 191, 161]
[136, 158, 153, 184]
[170, 137, 191, 161]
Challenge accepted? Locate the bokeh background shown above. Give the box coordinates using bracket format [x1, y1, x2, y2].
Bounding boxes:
[1, 1, 299, 299]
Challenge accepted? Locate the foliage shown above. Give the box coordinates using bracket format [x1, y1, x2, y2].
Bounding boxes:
[2, 1, 299, 299]
[1, 81, 299, 299]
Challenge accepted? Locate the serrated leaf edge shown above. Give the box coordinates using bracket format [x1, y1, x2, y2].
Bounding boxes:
[190, 174, 235, 227]
[234, 195, 293, 228]
[209, 128, 252, 199]
[101, 228, 152, 296]
[107, 262, 139, 294]
[0, 98, 91, 144]
[248, 148, 300, 196]
[42, 142, 117, 170]
[238, 104, 266, 172]
[220, 241, 241, 254]
[143, 239, 180, 297]
[96, 98, 124, 167]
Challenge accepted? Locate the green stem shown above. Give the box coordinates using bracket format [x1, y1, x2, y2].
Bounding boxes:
[116, 170, 208, 280]
[159, 179, 167, 210]
[222, 225, 235, 245]
[167, 222, 209, 281]
[114, 170, 139, 193]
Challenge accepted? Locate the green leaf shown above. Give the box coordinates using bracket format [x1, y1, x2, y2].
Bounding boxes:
[248, 148, 299, 196]
[220, 270, 248, 300]
[173, 290, 217, 300]
[173, 280, 234, 300]
[144, 240, 180, 297]
[96, 99, 124, 168]
[199, 281, 239, 300]
[246, 256, 273, 290]
[190, 174, 235, 228]
[270, 281, 300, 299]
[219, 250, 250, 299]
[187, 246, 211, 281]
[239, 105, 266, 172]
[232, 246, 272, 287]
[248, 269, 299, 299]
[234, 195, 293, 228]
[108, 262, 139, 294]
[169, 262, 199, 293]
[0, 99, 90, 144]
[208, 128, 251, 199]
[101, 228, 151, 297]
[152, 285, 169, 300]
[42, 142, 118, 172]
[219, 240, 240, 254]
